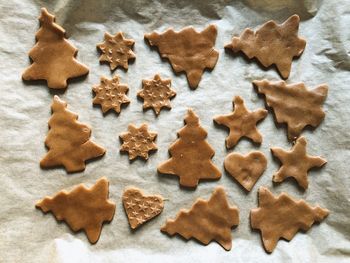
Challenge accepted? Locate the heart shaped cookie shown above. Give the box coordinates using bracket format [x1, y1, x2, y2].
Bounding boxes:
[224, 151, 267, 191]
[122, 187, 164, 229]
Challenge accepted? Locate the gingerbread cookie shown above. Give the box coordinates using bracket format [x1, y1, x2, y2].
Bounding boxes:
[225, 15, 306, 79]
[158, 109, 221, 188]
[145, 25, 219, 89]
[120, 124, 157, 160]
[36, 177, 116, 244]
[254, 79, 328, 141]
[224, 151, 267, 191]
[92, 75, 130, 114]
[122, 187, 164, 229]
[40, 96, 105, 173]
[137, 74, 176, 115]
[251, 187, 329, 253]
[22, 8, 89, 89]
[271, 136, 327, 189]
[161, 187, 239, 251]
[214, 96, 267, 148]
[97, 32, 135, 70]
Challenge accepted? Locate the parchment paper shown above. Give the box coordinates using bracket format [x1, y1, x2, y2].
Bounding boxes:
[0, 0, 349, 262]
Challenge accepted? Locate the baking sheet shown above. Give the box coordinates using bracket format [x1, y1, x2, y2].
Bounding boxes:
[0, 0, 349, 262]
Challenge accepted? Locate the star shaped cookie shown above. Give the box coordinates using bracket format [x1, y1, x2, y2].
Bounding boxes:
[214, 96, 268, 148]
[92, 75, 130, 114]
[120, 124, 157, 160]
[97, 32, 135, 70]
[137, 74, 176, 115]
[271, 136, 327, 189]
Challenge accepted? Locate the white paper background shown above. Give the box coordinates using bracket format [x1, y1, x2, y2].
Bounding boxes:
[0, 0, 349, 262]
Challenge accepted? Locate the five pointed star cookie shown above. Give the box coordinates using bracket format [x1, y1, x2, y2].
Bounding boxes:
[214, 96, 268, 148]
[97, 32, 135, 70]
[92, 75, 130, 114]
[120, 124, 157, 160]
[271, 136, 327, 189]
[137, 74, 176, 115]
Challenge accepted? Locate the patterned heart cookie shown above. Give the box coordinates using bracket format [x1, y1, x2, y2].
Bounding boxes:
[122, 187, 164, 229]
[224, 151, 267, 191]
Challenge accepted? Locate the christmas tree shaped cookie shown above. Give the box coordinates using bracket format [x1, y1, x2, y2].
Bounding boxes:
[254, 79, 328, 140]
[145, 25, 219, 89]
[271, 137, 327, 189]
[214, 96, 267, 148]
[122, 187, 164, 229]
[251, 187, 329, 253]
[22, 8, 89, 89]
[158, 109, 221, 188]
[225, 15, 306, 79]
[161, 187, 239, 250]
[97, 32, 135, 70]
[36, 177, 116, 244]
[40, 96, 105, 173]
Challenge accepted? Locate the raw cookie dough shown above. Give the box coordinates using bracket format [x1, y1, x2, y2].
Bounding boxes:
[22, 8, 89, 89]
[225, 15, 305, 79]
[145, 25, 219, 89]
[36, 177, 116, 244]
[122, 187, 164, 229]
[161, 186, 239, 251]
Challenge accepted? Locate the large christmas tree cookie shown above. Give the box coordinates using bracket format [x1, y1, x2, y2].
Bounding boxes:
[36, 177, 116, 244]
[22, 8, 89, 89]
[161, 187, 239, 250]
[158, 109, 221, 188]
[40, 96, 105, 173]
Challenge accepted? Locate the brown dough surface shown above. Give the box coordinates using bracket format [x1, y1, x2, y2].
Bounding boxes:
[137, 74, 176, 115]
[254, 79, 328, 141]
[225, 15, 305, 79]
[92, 75, 130, 114]
[145, 25, 219, 89]
[120, 123, 157, 160]
[214, 96, 267, 148]
[224, 151, 267, 191]
[122, 187, 164, 229]
[40, 96, 105, 173]
[158, 109, 221, 188]
[22, 8, 89, 89]
[251, 187, 329, 253]
[161, 186, 239, 251]
[271, 136, 327, 189]
[36, 177, 116, 244]
[97, 32, 135, 70]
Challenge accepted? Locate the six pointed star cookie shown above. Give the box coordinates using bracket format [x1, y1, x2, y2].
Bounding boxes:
[271, 136, 327, 189]
[92, 75, 130, 114]
[214, 96, 268, 148]
[97, 32, 135, 70]
[120, 124, 157, 160]
[138, 74, 176, 115]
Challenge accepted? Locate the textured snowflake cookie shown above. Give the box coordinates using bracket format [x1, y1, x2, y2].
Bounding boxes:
[161, 186, 239, 251]
[225, 15, 306, 79]
[271, 136, 326, 189]
[158, 109, 221, 188]
[251, 187, 329, 253]
[97, 32, 135, 70]
[122, 187, 164, 229]
[224, 151, 267, 191]
[145, 25, 219, 89]
[214, 96, 268, 148]
[137, 74, 176, 115]
[22, 8, 89, 89]
[92, 75, 130, 114]
[36, 177, 116, 244]
[120, 124, 157, 160]
[254, 79, 328, 141]
[41, 96, 105, 173]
